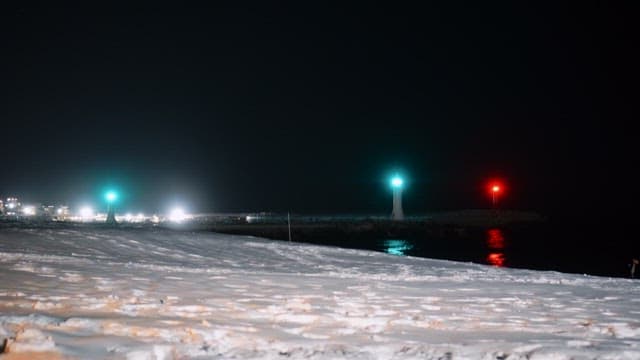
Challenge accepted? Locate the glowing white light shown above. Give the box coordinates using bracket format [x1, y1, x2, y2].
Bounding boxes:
[151, 215, 160, 223]
[136, 213, 144, 221]
[22, 206, 36, 216]
[168, 207, 186, 223]
[56, 207, 69, 218]
[79, 206, 94, 219]
[125, 213, 133, 221]
[7, 203, 15, 209]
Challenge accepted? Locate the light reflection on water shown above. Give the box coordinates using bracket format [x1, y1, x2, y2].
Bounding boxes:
[486, 228, 506, 267]
[384, 239, 414, 256]
[382, 230, 507, 265]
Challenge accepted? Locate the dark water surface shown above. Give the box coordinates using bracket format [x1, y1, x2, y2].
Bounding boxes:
[293, 221, 636, 279]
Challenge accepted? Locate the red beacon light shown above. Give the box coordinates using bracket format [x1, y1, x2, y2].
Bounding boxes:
[488, 182, 504, 207]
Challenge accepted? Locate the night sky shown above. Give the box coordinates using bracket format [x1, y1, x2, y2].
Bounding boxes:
[1, 3, 636, 218]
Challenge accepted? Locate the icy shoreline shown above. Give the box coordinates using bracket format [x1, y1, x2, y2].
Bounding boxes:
[1, 227, 639, 359]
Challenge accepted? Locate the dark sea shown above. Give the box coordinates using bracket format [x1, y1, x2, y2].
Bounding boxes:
[288, 217, 637, 279]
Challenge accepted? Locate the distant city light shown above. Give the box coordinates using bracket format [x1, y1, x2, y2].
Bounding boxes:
[168, 207, 186, 223]
[22, 206, 36, 216]
[79, 206, 94, 219]
[125, 213, 133, 221]
[55, 206, 69, 220]
[5, 197, 20, 212]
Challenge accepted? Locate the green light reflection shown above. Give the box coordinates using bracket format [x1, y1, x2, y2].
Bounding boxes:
[384, 239, 413, 256]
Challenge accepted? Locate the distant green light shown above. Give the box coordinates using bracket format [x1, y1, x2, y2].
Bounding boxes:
[391, 176, 403, 189]
[105, 191, 118, 203]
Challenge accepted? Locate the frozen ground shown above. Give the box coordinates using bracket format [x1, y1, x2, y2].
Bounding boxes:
[0, 227, 639, 359]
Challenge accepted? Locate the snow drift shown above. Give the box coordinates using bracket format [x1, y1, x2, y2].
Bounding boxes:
[0, 227, 639, 359]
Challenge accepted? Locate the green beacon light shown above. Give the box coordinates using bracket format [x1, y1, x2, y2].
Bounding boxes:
[105, 191, 118, 203]
[391, 176, 403, 189]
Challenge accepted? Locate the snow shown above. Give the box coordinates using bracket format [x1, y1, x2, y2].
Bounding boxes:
[0, 227, 639, 359]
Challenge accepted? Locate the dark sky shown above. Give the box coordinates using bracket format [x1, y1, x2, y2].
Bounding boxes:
[0, 2, 636, 217]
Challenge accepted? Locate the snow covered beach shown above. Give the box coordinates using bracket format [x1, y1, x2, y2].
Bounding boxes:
[1, 227, 639, 359]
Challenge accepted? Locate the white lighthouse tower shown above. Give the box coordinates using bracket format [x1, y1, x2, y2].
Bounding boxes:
[105, 191, 118, 225]
[390, 175, 404, 220]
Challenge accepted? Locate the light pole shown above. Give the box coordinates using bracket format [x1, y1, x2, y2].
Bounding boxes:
[390, 175, 404, 221]
[105, 191, 118, 224]
[491, 185, 500, 207]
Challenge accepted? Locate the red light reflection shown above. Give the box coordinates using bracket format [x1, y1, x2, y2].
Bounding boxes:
[486, 228, 506, 267]
[487, 253, 505, 267]
[487, 229, 504, 249]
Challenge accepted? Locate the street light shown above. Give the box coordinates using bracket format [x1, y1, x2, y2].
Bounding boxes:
[22, 206, 36, 216]
[390, 174, 405, 220]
